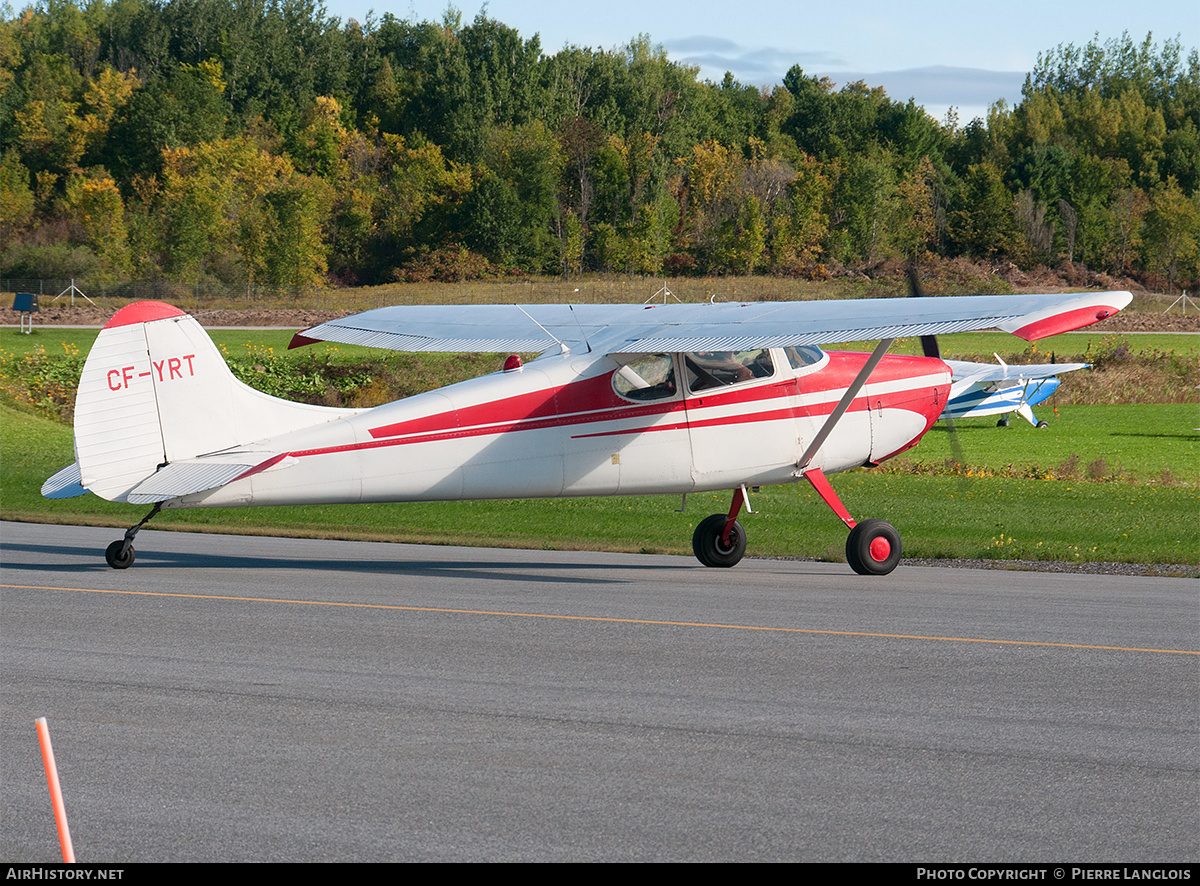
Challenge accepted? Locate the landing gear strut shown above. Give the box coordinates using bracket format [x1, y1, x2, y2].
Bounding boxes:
[104, 502, 162, 569]
[804, 468, 902, 575]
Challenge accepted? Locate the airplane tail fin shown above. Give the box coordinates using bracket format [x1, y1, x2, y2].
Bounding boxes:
[71, 301, 355, 502]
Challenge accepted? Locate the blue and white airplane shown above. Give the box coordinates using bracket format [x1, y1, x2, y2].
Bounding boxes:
[942, 356, 1089, 427]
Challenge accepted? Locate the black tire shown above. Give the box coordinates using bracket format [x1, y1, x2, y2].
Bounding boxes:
[997, 418, 1010, 427]
[845, 519, 901, 576]
[1036, 420, 1049, 429]
[692, 513, 747, 567]
[105, 540, 135, 569]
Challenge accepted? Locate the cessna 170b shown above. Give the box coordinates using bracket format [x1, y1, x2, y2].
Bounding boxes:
[42, 290, 1131, 575]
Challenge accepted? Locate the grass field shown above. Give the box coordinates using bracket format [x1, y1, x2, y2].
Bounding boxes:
[15, 270, 1194, 312]
[5, 324, 1197, 364]
[3, 399, 1196, 568]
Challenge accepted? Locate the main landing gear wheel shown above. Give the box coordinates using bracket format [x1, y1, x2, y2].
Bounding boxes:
[693, 513, 747, 568]
[1036, 420, 1049, 429]
[845, 518, 901, 576]
[105, 540, 135, 569]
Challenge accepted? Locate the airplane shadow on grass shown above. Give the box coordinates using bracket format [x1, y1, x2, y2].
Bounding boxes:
[1108, 432, 1199, 440]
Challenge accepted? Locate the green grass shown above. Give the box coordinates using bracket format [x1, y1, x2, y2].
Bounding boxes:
[843, 331, 1200, 360]
[901, 404, 1199, 481]
[6, 322, 1197, 363]
[4, 401, 1196, 567]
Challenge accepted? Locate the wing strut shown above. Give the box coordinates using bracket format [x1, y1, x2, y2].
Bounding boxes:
[516, 305, 570, 354]
[797, 337, 895, 470]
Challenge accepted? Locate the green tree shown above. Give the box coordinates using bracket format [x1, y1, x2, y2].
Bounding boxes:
[0, 149, 35, 240]
[259, 177, 332, 288]
[949, 161, 1023, 260]
[61, 171, 130, 277]
[1142, 177, 1199, 289]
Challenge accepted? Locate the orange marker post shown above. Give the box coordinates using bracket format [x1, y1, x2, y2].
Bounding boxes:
[35, 717, 75, 863]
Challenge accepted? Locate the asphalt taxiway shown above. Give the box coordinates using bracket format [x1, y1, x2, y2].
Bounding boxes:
[1, 521, 1196, 861]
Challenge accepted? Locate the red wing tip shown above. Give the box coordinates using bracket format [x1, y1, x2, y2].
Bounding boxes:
[104, 301, 187, 329]
[1012, 304, 1124, 341]
[289, 331, 319, 349]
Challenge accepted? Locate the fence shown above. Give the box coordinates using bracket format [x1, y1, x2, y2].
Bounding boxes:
[2, 277, 1190, 313]
[0, 279, 328, 306]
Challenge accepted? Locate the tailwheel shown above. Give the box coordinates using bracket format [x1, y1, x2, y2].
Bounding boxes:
[103, 502, 161, 569]
[105, 540, 135, 569]
[845, 519, 901, 576]
[693, 513, 747, 568]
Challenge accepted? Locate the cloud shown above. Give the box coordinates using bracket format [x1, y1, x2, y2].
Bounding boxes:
[657, 35, 1026, 121]
[823, 66, 1026, 108]
[666, 35, 741, 54]
[661, 35, 844, 85]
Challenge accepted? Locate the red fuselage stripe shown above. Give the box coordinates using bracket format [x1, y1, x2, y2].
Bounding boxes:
[254, 352, 948, 463]
[278, 381, 941, 461]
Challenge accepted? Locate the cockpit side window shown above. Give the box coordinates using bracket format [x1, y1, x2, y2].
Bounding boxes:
[684, 349, 774, 391]
[612, 353, 678, 401]
[783, 345, 826, 370]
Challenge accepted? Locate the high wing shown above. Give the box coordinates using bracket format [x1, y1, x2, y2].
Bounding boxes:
[290, 291, 1132, 354]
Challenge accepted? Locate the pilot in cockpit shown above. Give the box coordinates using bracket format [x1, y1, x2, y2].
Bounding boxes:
[686, 349, 773, 390]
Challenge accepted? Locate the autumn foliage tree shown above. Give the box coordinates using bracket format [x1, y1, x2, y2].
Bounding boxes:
[0, 3, 1195, 291]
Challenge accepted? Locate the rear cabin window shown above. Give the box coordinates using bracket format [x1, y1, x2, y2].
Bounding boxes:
[612, 354, 678, 401]
[684, 349, 774, 391]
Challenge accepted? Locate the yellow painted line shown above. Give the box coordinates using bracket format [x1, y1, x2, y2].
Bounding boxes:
[3, 582, 1197, 655]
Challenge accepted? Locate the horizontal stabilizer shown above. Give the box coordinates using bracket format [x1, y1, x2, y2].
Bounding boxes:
[41, 462, 87, 499]
[125, 456, 279, 504]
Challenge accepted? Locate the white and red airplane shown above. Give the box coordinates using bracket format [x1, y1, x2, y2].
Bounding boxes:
[42, 290, 1131, 574]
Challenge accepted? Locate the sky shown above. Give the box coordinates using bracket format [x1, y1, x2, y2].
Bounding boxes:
[317, 0, 1197, 124]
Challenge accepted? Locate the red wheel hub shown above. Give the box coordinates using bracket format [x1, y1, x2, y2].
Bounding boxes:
[868, 536, 891, 562]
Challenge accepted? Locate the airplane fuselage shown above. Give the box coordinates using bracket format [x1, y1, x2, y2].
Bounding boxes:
[175, 347, 950, 509]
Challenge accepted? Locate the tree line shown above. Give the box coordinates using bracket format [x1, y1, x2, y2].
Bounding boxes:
[1, 1, 1197, 291]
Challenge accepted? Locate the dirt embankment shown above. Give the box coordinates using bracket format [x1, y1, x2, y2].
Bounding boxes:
[1, 305, 354, 329]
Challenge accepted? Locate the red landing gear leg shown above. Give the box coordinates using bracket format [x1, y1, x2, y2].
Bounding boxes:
[692, 487, 749, 568]
[804, 468, 901, 576]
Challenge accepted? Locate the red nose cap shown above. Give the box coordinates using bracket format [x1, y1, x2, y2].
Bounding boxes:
[503, 354, 523, 372]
